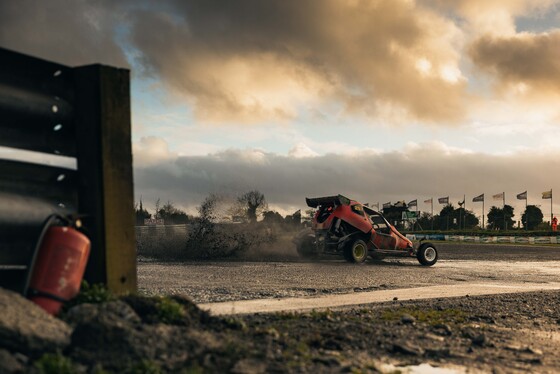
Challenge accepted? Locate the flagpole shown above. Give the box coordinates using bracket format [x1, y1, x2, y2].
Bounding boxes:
[459, 195, 463, 230]
[503, 192, 506, 230]
[526, 192, 528, 231]
[551, 189, 553, 225]
[482, 197, 485, 229]
[431, 198, 434, 230]
[464, 194, 466, 230]
[415, 202, 418, 231]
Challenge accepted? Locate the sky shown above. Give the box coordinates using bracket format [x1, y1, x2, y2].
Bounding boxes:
[1, 0, 560, 224]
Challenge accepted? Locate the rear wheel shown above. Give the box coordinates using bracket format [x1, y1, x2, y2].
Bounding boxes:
[417, 242, 438, 266]
[344, 239, 368, 263]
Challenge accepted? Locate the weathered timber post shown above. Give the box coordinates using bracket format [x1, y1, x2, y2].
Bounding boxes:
[74, 65, 137, 294]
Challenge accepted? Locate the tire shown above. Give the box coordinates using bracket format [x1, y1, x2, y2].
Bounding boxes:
[343, 239, 369, 263]
[417, 242, 438, 266]
[296, 235, 317, 259]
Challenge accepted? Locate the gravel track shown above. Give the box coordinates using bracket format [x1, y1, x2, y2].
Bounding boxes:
[134, 242, 560, 373]
[138, 243, 560, 303]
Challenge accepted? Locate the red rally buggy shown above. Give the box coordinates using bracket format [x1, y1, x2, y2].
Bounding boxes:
[295, 195, 438, 266]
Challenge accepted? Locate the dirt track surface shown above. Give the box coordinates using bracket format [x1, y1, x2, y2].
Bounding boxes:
[234, 290, 560, 373]
[138, 243, 560, 304]
[136, 243, 560, 373]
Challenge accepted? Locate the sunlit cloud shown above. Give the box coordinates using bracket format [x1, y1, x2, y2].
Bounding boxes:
[134, 145, 560, 219]
[469, 31, 560, 94]
[2, 0, 560, 217]
[128, 0, 468, 124]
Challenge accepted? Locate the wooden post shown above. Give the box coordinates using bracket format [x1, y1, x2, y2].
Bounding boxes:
[73, 65, 137, 294]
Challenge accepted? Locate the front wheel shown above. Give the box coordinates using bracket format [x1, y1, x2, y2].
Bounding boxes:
[417, 242, 438, 266]
[344, 239, 368, 263]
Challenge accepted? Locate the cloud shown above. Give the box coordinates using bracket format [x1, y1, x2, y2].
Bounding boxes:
[288, 143, 319, 158]
[0, 0, 128, 67]
[3, 0, 559, 128]
[128, 0, 467, 124]
[134, 145, 560, 218]
[469, 31, 560, 94]
[423, 0, 560, 121]
[427, 0, 559, 35]
[132, 136, 177, 167]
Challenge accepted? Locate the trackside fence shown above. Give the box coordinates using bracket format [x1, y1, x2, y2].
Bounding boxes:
[406, 234, 560, 245]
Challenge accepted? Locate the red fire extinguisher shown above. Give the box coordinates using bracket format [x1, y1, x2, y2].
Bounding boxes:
[27, 217, 90, 315]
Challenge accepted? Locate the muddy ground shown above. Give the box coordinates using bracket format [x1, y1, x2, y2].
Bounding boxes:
[127, 242, 560, 372]
[6, 242, 560, 373]
[235, 290, 560, 373]
[11, 289, 560, 373]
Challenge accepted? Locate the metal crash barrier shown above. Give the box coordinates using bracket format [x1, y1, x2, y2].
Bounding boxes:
[0, 48, 136, 295]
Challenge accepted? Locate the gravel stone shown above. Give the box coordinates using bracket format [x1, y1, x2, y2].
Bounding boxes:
[231, 358, 267, 374]
[65, 300, 141, 327]
[0, 349, 24, 373]
[392, 342, 424, 356]
[401, 314, 416, 324]
[0, 288, 71, 354]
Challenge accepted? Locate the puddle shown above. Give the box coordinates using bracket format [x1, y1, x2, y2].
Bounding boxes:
[380, 363, 469, 373]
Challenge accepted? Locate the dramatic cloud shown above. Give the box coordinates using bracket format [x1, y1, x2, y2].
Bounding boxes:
[427, 0, 559, 35]
[424, 0, 560, 119]
[470, 31, 560, 94]
[0, 0, 127, 67]
[3, 0, 558, 126]
[3, 0, 560, 219]
[134, 144, 560, 218]
[129, 0, 467, 123]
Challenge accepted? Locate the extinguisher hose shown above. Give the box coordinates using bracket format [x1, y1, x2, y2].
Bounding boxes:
[23, 214, 65, 296]
[27, 288, 68, 303]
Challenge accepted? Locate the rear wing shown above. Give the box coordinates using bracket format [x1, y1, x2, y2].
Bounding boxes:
[306, 194, 351, 208]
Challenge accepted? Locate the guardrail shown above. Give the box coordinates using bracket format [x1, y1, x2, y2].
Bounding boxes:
[0, 48, 136, 294]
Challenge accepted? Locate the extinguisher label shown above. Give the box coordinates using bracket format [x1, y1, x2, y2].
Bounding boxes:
[37, 244, 87, 298]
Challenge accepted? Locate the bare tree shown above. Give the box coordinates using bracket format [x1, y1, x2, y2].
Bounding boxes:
[134, 197, 151, 225]
[237, 190, 267, 223]
[157, 200, 191, 225]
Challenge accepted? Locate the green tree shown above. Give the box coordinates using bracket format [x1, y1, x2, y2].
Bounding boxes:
[237, 190, 268, 223]
[134, 198, 151, 225]
[262, 210, 284, 225]
[292, 209, 302, 225]
[302, 209, 315, 226]
[521, 205, 543, 230]
[157, 200, 191, 225]
[283, 209, 302, 227]
[456, 207, 479, 229]
[435, 204, 455, 230]
[487, 205, 515, 230]
[416, 212, 433, 230]
[154, 198, 161, 219]
[432, 205, 479, 230]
